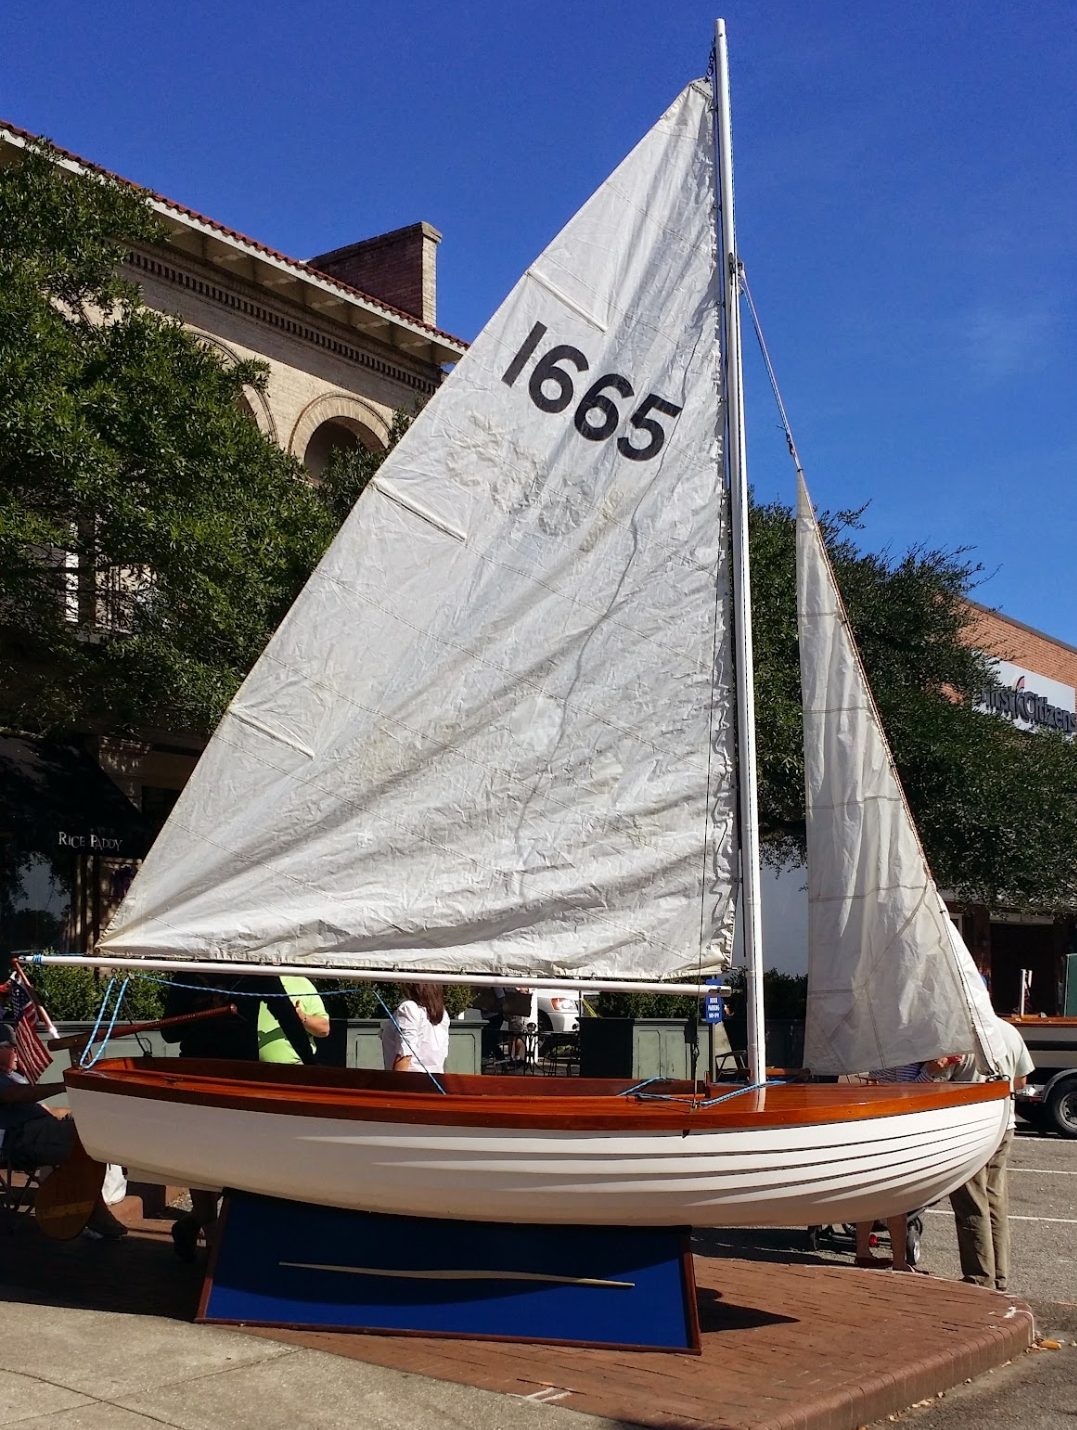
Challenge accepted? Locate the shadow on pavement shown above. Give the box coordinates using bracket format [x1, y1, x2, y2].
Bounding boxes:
[693, 1223, 845, 1267]
[0, 1201, 203, 1322]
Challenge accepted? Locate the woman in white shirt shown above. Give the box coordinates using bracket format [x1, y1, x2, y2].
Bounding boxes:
[381, 984, 450, 1075]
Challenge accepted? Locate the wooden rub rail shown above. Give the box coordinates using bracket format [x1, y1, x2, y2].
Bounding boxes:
[63, 1057, 1012, 1134]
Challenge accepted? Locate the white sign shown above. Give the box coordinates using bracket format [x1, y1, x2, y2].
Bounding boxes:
[980, 659, 1075, 736]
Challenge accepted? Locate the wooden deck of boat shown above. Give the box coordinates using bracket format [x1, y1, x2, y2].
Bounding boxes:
[65, 1057, 1010, 1131]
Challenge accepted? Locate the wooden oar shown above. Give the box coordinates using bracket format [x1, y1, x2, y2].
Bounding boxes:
[47, 1003, 238, 1053]
[33, 1132, 106, 1241]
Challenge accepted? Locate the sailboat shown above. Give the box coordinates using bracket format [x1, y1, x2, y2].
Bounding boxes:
[47, 24, 1009, 1228]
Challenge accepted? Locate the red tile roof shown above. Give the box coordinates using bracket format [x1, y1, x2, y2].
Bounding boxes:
[0, 118, 466, 352]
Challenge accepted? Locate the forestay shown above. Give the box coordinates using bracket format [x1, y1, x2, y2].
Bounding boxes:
[100, 81, 737, 983]
[798, 475, 1004, 1074]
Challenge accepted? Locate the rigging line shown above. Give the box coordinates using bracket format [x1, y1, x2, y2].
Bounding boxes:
[616, 1076, 662, 1098]
[104, 972, 364, 1000]
[698, 1080, 774, 1108]
[739, 264, 805, 480]
[742, 261, 865, 1066]
[630, 1080, 776, 1106]
[47, 967, 365, 1002]
[80, 977, 130, 1069]
[78, 976, 116, 1064]
[741, 266, 1002, 1078]
[373, 987, 447, 1096]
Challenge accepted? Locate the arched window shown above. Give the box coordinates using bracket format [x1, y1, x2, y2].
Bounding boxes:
[289, 394, 390, 480]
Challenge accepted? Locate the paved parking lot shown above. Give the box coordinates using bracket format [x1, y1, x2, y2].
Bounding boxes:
[697, 1124, 1077, 1333]
[860, 1131, 1077, 1430]
[920, 1125, 1077, 1326]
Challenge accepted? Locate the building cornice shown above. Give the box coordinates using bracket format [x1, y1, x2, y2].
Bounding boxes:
[0, 121, 467, 371]
[127, 247, 439, 396]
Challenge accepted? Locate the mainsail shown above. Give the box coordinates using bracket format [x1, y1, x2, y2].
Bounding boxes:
[798, 475, 1004, 1073]
[100, 81, 737, 983]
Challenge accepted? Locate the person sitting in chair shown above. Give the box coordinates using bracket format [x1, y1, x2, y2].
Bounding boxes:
[0, 1030, 127, 1239]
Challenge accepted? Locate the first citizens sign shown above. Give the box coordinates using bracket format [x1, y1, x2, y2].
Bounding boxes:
[980, 660, 1076, 737]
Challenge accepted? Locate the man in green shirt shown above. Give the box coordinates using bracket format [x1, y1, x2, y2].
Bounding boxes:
[257, 976, 329, 1064]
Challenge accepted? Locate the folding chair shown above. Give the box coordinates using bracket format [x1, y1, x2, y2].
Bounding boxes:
[1, 1140, 45, 1230]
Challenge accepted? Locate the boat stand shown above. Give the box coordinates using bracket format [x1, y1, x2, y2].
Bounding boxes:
[198, 1191, 700, 1353]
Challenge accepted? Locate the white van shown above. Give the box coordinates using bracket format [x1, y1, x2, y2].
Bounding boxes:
[535, 990, 580, 1035]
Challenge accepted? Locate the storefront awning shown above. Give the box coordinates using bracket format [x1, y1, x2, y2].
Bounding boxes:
[0, 734, 151, 861]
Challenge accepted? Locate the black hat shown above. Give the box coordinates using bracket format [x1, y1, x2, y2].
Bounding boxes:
[0, 1022, 15, 1045]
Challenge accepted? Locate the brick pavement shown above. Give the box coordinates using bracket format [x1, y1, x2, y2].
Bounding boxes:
[0, 1192, 1035, 1430]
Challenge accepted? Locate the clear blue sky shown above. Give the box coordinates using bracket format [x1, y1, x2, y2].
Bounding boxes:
[6, 1, 1076, 647]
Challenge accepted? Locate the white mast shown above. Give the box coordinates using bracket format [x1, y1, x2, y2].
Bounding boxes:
[713, 19, 766, 1083]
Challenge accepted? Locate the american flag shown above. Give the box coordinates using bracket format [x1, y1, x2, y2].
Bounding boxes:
[9, 974, 52, 1084]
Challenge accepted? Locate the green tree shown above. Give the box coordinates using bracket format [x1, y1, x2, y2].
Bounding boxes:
[750, 498, 1077, 913]
[0, 141, 336, 737]
[317, 409, 415, 527]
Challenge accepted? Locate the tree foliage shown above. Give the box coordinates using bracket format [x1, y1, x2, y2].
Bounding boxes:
[0, 142, 336, 736]
[750, 498, 1077, 913]
[317, 409, 414, 526]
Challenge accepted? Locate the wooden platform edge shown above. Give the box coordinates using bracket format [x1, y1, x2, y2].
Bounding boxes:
[763, 1293, 1036, 1430]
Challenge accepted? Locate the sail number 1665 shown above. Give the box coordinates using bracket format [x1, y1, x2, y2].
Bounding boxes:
[501, 322, 682, 462]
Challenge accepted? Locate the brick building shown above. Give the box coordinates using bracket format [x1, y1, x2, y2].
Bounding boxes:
[953, 603, 1077, 1017]
[0, 121, 466, 955]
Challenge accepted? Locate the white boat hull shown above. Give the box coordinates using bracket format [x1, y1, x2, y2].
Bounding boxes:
[68, 1076, 1008, 1228]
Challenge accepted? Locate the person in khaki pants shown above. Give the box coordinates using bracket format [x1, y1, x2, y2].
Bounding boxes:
[949, 1018, 1034, 1292]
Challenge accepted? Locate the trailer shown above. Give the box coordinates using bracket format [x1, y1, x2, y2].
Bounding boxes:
[1007, 1016, 1077, 1138]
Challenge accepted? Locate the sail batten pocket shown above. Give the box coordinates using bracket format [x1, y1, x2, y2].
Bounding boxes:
[371, 478, 467, 543]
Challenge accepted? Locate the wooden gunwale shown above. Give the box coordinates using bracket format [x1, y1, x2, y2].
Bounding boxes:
[64, 1058, 1009, 1133]
[1007, 1017, 1077, 1028]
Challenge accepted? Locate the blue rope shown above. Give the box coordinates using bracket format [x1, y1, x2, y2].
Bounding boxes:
[150, 976, 339, 1000]
[697, 1080, 779, 1107]
[617, 1076, 662, 1097]
[79, 977, 131, 1068]
[109, 973, 360, 999]
[629, 1080, 780, 1107]
[79, 976, 116, 1053]
[15, 956, 368, 1001]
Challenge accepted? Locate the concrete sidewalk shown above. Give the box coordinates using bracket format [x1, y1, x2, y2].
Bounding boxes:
[0, 1195, 1037, 1430]
[1, 1299, 617, 1430]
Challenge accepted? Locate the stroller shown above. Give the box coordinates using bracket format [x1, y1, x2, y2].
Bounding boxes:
[806, 1211, 925, 1266]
